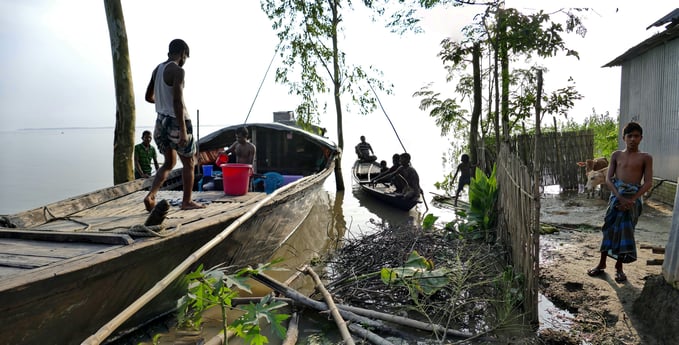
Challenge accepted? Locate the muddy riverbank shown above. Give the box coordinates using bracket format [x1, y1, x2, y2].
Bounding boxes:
[539, 192, 675, 344]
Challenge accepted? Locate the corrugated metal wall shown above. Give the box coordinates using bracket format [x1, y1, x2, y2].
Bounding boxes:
[618, 39, 679, 182]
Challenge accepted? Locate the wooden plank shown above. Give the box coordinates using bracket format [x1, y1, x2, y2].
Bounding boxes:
[0, 253, 60, 269]
[0, 229, 133, 245]
[0, 238, 110, 258]
[0, 266, 24, 278]
[3, 179, 146, 228]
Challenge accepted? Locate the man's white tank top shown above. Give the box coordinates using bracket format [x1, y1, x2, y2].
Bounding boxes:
[154, 61, 188, 119]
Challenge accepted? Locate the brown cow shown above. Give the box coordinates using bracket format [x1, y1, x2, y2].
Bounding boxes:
[584, 167, 608, 198]
[576, 157, 609, 174]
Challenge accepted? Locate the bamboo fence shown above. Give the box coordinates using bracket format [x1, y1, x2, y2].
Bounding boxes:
[496, 144, 539, 325]
[511, 130, 594, 190]
[486, 130, 594, 190]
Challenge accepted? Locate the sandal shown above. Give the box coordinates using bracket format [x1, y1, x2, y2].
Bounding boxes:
[615, 270, 627, 283]
[587, 267, 605, 277]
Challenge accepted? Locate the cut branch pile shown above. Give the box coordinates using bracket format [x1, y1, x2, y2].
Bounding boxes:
[255, 220, 517, 343]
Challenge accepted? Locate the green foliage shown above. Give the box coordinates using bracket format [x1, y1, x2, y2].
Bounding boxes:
[177, 260, 289, 345]
[422, 213, 439, 230]
[563, 110, 618, 158]
[260, 0, 396, 132]
[380, 251, 450, 303]
[420, 3, 588, 169]
[493, 265, 524, 320]
[468, 165, 498, 237]
[444, 208, 485, 240]
[433, 166, 498, 241]
[231, 294, 290, 345]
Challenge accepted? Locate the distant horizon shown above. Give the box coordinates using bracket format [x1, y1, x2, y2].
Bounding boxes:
[6, 124, 236, 132]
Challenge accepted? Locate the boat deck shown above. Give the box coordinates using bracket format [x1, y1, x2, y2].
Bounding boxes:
[0, 190, 267, 279]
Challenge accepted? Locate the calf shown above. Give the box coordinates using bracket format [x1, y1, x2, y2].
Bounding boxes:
[584, 167, 608, 198]
[576, 157, 609, 174]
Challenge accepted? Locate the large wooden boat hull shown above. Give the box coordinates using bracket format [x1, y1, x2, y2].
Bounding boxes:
[351, 160, 419, 211]
[0, 122, 338, 345]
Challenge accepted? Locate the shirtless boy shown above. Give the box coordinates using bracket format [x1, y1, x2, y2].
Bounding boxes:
[222, 127, 256, 171]
[587, 121, 653, 283]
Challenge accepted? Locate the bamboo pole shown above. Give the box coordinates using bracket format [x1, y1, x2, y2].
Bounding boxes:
[305, 266, 355, 345]
[281, 312, 300, 345]
[336, 304, 482, 340]
[82, 173, 320, 345]
[347, 323, 395, 345]
[251, 273, 395, 331]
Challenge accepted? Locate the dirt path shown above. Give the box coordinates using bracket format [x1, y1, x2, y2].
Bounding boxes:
[539, 193, 674, 344]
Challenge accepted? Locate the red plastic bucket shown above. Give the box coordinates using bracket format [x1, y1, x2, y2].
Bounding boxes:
[221, 163, 253, 196]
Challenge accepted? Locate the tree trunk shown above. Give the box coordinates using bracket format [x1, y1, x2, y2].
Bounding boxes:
[498, 8, 510, 142]
[331, 1, 345, 191]
[493, 35, 500, 156]
[104, 0, 135, 184]
[470, 43, 482, 166]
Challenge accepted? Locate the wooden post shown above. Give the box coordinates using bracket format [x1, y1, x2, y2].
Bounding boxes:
[662, 177, 679, 287]
[530, 69, 543, 324]
[553, 117, 562, 191]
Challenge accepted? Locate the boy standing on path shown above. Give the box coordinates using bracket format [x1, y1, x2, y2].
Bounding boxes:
[587, 122, 653, 283]
[143, 39, 205, 211]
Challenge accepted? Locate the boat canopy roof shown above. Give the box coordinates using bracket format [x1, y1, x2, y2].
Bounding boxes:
[199, 122, 338, 153]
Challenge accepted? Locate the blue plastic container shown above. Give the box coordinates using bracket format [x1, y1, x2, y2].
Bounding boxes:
[202, 165, 213, 177]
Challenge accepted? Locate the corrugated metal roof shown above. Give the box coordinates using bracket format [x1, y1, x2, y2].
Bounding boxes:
[604, 9, 679, 67]
[646, 8, 679, 30]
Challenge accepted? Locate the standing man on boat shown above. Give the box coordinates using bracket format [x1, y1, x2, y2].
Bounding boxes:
[143, 39, 205, 211]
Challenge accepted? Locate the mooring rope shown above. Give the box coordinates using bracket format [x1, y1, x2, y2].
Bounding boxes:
[367, 80, 407, 153]
[99, 224, 169, 238]
[367, 80, 428, 211]
[42, 206, 92, 231]
[243, 41, 282, 125]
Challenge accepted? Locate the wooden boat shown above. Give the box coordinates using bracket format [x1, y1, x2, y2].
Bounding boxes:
[0, 122, 338, 345]
[351, 160, 420, 211]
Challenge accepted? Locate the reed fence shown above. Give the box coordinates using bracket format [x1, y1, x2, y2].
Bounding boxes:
[486, 130, 594, 189]
[496, 144, 539, 325]
[511, 130, 594, 190]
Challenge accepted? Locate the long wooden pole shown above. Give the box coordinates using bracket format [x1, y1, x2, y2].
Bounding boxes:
[82, 173, 320, 345]
[305, 267, 355, 345]
[531, 69, 543, 324]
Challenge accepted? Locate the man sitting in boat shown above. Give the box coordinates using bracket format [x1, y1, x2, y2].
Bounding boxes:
[373, 153, 421, 200]
[217, 126, 257, 172]
[355, 135, 377, 162]
[373, 153, 401, 189]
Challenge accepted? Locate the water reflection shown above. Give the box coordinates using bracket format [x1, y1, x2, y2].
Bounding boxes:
[243, 190, 347, 297]
[350, 185, 422, 228]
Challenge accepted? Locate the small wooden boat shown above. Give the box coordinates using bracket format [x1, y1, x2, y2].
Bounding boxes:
[0, 122, 338, 345]
[351, 160, 420, 211]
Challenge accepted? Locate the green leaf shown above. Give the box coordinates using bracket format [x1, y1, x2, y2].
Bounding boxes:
[422, 213, 438, 230]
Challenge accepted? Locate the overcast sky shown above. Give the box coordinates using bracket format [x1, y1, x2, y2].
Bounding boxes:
[1, 1, 676, 134]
